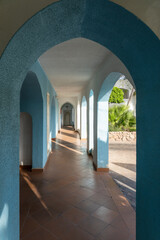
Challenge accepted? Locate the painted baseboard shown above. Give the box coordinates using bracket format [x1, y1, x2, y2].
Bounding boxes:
[93, 162, 109, 172]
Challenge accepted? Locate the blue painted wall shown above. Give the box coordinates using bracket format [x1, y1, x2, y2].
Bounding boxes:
[20, 62, 57, 169]
[29, 62, 57, 167]
[0, 0, 159, 239]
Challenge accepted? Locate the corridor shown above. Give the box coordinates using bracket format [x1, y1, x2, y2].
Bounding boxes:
[20, 127, 135, 240]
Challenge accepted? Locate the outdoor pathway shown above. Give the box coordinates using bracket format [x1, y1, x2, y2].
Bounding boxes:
[109, 139, 136, 210]
[20, 127, 135, 240]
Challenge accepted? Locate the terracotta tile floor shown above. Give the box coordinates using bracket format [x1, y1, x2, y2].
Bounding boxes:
[20, 127, 136, 240]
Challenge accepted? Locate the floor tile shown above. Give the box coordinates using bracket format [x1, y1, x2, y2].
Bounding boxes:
[20, 216, 40, 238]
[92, 206, 119, 224]
[62, 206, 88, 224]
[76, 199, 100, 214]
[20, 127, 135, 240]
[21, 227, 57, 240]
[79, 216, 108, 236]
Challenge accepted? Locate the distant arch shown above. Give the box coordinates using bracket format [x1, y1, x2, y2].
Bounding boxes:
[61, 102, 74, 127]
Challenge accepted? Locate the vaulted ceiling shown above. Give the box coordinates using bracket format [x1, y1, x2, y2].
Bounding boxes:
[39, 38, 110, 97]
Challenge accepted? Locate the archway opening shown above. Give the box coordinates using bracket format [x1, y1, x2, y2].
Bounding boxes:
[61, 103, 74, 129]
[20, 71, 44, 237]
[20, 71, 43, 169]
[97, 72, 136, 210]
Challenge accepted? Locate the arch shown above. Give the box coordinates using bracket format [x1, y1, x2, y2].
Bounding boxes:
[20, 71, 43, 169]
[81, 96, 87, 139]
[61, 102, 74, 110]
[0, 1, 159, 239]
[61, 102, 74, 127]
[97, 73, 125, 169]
[89, 89, 94, 153]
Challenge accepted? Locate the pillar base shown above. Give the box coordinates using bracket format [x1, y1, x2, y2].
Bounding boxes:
[96, 168, 109, 172]
[20, 165, 32, 171]
[93, 162, 109, 172]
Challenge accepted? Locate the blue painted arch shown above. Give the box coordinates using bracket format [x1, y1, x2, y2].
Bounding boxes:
[20, 71, 43, 168]
[0, 0, 159, 239]
[97, 72, 125, 168]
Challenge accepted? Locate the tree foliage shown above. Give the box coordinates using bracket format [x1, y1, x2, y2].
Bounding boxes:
[109, 87, 124, 103]
[109, 105, 136, 131]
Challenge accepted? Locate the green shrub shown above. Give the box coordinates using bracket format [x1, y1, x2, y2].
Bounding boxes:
[109, 87, 124, 103]
[109, 105, 136, 131]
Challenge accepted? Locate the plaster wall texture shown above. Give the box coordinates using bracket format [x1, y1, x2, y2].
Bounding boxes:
[29, 62, 57, 167]
[0, 1, 159, 239]
[0, 0, 58, 55]
[0, 0, 159, 56]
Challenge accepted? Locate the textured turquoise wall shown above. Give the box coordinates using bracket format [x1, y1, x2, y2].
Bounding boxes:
[21, 62, 57, 169]
[30, 62, 57, 167]
[0, 0, 159, 239]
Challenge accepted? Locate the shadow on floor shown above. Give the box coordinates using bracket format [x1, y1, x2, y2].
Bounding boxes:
[60, 131, 79, 139]
[109, 170, 136, 211]
[52, 138, 86, 154]
[112, 162, 136, 172]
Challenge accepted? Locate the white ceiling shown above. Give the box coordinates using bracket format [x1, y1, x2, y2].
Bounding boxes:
[39, 38, 110, 97]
